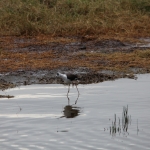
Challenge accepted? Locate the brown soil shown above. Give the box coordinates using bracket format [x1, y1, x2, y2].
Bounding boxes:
[0, 36, 150, 90]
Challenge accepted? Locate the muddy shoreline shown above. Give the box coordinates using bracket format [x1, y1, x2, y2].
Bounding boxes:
[0, 36, 150, 90]
[0, 68, 134, 90]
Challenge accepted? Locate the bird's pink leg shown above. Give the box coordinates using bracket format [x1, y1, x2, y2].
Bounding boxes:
[67, 84, 70, 97]
[75, 85, 80, 95]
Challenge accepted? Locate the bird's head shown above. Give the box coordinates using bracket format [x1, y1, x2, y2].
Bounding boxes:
[56, 72, 61, 78]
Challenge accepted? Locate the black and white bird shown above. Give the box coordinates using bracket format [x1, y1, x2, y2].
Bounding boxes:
[56, 72, 80, 97]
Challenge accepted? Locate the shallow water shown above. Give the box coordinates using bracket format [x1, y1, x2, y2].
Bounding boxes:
[0, 74, 150, 150]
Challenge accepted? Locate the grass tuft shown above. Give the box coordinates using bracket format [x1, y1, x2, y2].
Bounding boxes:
[137, 50, 150, 58]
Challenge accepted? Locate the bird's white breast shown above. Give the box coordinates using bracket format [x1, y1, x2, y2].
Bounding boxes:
[59, 73, 71, 84]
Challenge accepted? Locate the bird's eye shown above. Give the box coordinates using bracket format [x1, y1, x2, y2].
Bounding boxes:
[57, 73, 59, 75]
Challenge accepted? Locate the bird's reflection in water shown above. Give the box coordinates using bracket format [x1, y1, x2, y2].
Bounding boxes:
[60, 93, 82, 118]
[62, 105, 81, 118]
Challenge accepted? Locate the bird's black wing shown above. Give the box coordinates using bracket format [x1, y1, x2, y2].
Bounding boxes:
[67, 73, 78, 81]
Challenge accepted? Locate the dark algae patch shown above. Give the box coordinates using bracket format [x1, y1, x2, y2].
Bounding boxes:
[0, 95, 14, 98]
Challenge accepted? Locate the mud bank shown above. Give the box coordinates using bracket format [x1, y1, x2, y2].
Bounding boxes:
[0, 36, 150, 90]
[0, 69, 137, 91]
[1, 36, 150, 53]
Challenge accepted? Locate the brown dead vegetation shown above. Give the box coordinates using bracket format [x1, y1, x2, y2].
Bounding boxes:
[1, 37, 150, 73]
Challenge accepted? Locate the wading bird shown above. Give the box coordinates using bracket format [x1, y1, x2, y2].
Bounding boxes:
[56, 72, 80, 97]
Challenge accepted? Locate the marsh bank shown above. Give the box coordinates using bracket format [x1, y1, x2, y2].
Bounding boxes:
[0, 36, 150, 90]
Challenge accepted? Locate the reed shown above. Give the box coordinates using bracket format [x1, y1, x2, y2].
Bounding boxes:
[110, 105, 130, 136]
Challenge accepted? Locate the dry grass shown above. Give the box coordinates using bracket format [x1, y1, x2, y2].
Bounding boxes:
[1, 48, 150, 73]
[0, 0, 150, 37]
[69, 50, 150, 72]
